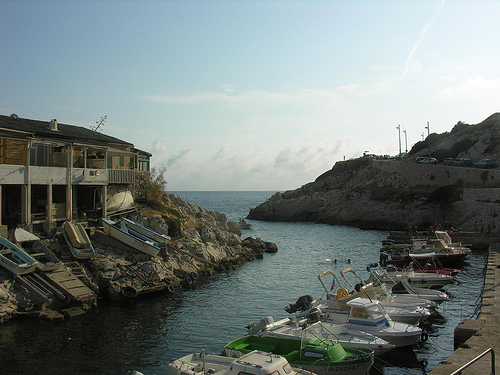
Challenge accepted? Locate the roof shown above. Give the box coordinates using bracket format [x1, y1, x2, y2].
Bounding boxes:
[0, 114, 133, 147]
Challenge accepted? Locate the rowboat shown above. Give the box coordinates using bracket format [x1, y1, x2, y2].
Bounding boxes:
[106, 191, 134, 213]
[120, 218, 170, 245]
[102, 218, 161, 256]
[62, 221, 96, 259]
[0, 236, 39, 275]
[224, 335, 374, 375]
[15, 228, 63, 272]
[170, 350, 317, 375]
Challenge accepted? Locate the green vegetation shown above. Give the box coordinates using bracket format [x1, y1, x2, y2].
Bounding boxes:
[141, 166, 168, 209]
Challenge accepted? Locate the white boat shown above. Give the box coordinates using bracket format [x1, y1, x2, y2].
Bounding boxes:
[367, 264, 449, 303]
[102, 218, 161, 256]
[106, 191, 134, 213]
[0, 236, 39, 275]
[317, 269, 431, 324]
[247, 316, 394, 356]
[170, 350, 316, 375]
[322, 298, 424, 348]
[238, 218, 253, 229]
[62, 221, 96, 259]
[121, 218, 170, 245]
[14, 228, 63, 272]
[368, 265, 455, 289]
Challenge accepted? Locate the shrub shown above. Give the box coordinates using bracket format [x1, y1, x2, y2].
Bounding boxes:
[141, 166, 168, 209]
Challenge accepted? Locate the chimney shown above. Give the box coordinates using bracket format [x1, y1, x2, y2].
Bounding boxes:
[49, 119, 58, 131]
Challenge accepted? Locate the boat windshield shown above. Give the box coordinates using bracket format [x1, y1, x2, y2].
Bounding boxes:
[367, 304, 386, 321]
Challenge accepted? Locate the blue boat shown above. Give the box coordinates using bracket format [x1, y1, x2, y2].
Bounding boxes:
[0, 236, 39, 275]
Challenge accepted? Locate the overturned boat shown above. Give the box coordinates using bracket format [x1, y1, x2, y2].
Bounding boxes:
[62, 221, 97, 259]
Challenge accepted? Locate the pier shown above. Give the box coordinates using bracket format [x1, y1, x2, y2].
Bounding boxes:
[429, 242, 500, 374]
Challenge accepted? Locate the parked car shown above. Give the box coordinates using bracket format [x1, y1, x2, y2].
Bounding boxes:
[474, 159, 496, 168]
[416, 157, 438, 164]
[443, 157, 454, 165]
[454, 158, 473, 167]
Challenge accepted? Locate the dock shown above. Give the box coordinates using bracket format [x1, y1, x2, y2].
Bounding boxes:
[43, 265, 96, 304]
[428, 243, 500, 374]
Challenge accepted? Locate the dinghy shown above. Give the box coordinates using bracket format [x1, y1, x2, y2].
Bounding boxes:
[0, 236, 39, 275]
[62, 221, 96, 259]
[15, 228, 62, 271]
[102, 218, 162, 256]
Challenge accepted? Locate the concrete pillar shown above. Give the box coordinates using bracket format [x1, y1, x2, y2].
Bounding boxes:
[21, 184, 31, 224]
[46, 184, 53, 223]
[102, 185, 107, 218]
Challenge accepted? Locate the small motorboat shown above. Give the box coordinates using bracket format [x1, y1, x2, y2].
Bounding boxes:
[238, 218, 253, 229]
[247, 315, 394, 356]
[102, 218, 162, 257]
[0, 236, 39, 275]
[316, 269, 431, 324]
[368, 265, 455, 289]
[224, 335, 374, 375]
[62, 221, 96, 259]
[170, 350, 316, 375]
[120, 218, 170, 245]
[15, 228, 63, 272]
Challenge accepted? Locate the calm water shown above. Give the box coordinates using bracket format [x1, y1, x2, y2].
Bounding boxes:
[0, 191, 488, 375]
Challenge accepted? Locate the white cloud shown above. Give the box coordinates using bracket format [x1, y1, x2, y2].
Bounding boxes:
[437, 77, 500, 101]
[151, 138, 167, 156]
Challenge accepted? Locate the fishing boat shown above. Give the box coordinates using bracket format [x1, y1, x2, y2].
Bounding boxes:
[170, 350, 316, 375]
[224, 335, 374, 375]
[14, 228, 63, 272]
[120, 218, 170, 245]
[247, 316, 394, 356]
[102, 218, 162, 256]
[0, 236, 39, 275]
[238, 218, 253, 229]
[62, 221, 96, 259]
[315, 269, 432, 324]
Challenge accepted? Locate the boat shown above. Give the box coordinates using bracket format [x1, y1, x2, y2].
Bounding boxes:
[120, 218, 170, 245]
[170, 350, 316, 375]
[224, 335, 374, 375]
[61, 221, 97, 259]
[247, 315, 394, 356]
[0, 236, 39, 275]
[238, 218, 253, 229]
[106, 191, 134, 213]
[380, 231, 471, 267]
[366, 264, 449, 303]
[102, 218, 162, 256]
[369, 265, 455, 290]
[321, 298, 424, 348]
[14, 228, 63, 272]
[315, 269, 431, 324]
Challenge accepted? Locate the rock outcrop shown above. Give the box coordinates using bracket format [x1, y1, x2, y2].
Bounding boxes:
[248, 114, 500, 232]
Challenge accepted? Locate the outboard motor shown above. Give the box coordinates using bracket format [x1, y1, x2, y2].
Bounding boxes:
[365, 262, 379, 272]
[379, 252, 390, 267]
[285, 295, 313, 314]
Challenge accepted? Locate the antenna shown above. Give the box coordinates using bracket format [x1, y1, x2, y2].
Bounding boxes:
[91, 115, 107, 132]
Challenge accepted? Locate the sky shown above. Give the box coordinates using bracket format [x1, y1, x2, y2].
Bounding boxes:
[1, 0, 499, 191]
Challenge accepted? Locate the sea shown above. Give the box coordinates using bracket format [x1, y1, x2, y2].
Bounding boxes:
[0, 191, 488, 375]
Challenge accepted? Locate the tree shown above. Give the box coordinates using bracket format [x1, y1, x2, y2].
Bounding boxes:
[142, 165, 168, 208]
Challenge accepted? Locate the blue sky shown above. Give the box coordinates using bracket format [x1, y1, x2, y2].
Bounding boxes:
[1, 0, 499, 191]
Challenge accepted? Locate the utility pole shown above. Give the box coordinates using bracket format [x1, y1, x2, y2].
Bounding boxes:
[396, 124, 401, 156]
[425, 122, 431, 163]
[403, 130, 408, 153]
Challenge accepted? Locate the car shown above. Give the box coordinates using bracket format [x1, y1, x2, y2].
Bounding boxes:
[454, 158, 473, 167]
[474, 159, 496, 168]
[443, 157, 454, 165]
[416, 157, 438, 164]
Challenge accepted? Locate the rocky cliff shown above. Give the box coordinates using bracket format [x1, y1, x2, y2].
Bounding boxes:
[248, 113, 500, 232]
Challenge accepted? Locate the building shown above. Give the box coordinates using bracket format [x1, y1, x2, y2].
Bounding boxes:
[0, 114, 151, 233]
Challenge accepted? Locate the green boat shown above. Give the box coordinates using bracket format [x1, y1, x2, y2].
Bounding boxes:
[224, 335, 373, 375]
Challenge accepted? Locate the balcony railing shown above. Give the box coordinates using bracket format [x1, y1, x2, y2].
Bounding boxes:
[108, 169, 134, 184]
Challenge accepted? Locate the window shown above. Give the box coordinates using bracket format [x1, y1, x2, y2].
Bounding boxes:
[119, 155, 124, 167]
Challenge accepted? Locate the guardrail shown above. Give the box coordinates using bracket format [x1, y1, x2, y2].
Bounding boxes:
[450, 348, 495, 374]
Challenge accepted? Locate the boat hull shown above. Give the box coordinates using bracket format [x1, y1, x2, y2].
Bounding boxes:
[0, 236, 39, 275]
[62, 222, 96, 259]
[102, 218, 160, 256]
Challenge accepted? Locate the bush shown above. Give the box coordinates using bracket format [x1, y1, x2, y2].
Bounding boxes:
[141, 166, 168, 209]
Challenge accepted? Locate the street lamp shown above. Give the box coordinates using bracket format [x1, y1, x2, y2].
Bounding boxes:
[396, 124, 401, 156]
[403, 130, 408, 153]
[425, 122, 431, 163]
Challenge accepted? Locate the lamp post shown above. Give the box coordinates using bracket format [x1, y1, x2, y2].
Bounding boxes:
[425, 122, 431, 163]
[396, 124, 401, 156]
[403, 130, 408, 153]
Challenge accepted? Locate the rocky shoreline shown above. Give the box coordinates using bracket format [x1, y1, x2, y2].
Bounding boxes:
[0, 194, 277, 323]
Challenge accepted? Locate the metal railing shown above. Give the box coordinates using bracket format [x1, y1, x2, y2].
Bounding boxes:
[450, 348, 495, 375]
